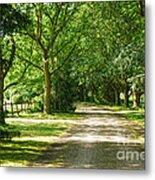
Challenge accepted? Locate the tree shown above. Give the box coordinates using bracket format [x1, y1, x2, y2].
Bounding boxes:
[0, 4, 30, 124]
[2, 1, 145, 116]
[88, 1, 145, 107]
[19, 3, 86, 114]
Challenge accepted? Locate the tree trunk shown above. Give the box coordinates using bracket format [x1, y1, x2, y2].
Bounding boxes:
[133, 90, 141, 108]
[43, 60, 51, 114]
[124, 84, 129, 108]
[54, 81, 59, 110]
[139, 0, 145, 17]
[0, 56, 5, 124]
[82, 83, 87, 102]
[114, 89, 120, 106]
[91, 82, 95, 102]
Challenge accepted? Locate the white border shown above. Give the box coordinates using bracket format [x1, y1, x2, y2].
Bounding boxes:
[0, 0, 155, 179]
[0, 0, 139, 3]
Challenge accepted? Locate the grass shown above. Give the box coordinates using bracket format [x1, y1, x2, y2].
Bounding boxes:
[6, 121, 70, 137]
[121, 111, 145, 129]
[123, 112, 144, 121]
[0, 140, 50, 167]
[1, 102, 145, 167]
[0, 124, 20, 141]
[0, 119, 71, 167]
[122, 111, 145, 137]
[6, 111, 82, 120]
[78, 101, 144, 111]
[99, 104, 145, 128]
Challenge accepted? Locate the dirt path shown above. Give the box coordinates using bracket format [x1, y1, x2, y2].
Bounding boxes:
[31, 105, 144, 170]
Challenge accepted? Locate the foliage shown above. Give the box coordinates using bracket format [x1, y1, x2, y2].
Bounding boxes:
[0, 4, 30, 39]
[2, 1, 145, 115]
[0, 4, 31, 124]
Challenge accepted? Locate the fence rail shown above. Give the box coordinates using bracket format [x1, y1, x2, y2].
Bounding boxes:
[3, 101, 36, 115]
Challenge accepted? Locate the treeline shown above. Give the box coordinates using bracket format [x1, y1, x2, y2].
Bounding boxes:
[0, 1, 145, 123]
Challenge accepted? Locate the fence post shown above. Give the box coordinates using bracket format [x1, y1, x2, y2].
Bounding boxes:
[27, 101, 29, 111]
[21, 103, 23, 111]
[4, 102, 7, 112]
[24, 103, 26, 112]
[16, 104, 19, 116]
[11, 102, 13, 115]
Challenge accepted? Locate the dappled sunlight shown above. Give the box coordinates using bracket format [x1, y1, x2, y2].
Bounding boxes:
[61, 134, 143, 144]
[13, 136, 59, 142]
[5, 120, 70, 138]
[0, 0, 145, 170]
[1, 104, 144, 169]
[0, 140, 50, 167]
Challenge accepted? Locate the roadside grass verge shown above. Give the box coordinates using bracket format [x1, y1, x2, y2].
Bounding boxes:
[5, 111, 82, 120]
[0, 120, 71, 167]
[0, 140, 50, 167]
[0, 103, 145, 167]
[5, 120, 71, 138]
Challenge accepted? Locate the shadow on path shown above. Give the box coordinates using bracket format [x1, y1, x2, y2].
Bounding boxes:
[30, 105, 145, 170]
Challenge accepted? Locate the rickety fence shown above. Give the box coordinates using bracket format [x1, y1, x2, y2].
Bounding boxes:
[3, 101, 35, 115]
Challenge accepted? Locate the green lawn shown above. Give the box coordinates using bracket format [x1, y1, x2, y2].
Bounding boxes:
[0, 120, 71, 167]
[7, 121, 70, 137]
[0, 140, 50, 167]
[6, 111, 82, 120]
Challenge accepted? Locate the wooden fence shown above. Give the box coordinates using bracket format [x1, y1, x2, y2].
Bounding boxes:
[3, 101, 36, 115]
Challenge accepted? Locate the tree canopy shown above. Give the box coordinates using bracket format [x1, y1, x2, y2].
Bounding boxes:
[0, 1, 145, 124]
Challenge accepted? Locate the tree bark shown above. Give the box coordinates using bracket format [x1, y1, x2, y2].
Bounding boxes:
[0, 38, 15, 124]
[133, 90, 141, 108]
[0, 51, 5, 124]
[139, 0, 145, 17]
[43, 60, 51, 114]
[82, 83, 87, 102]
[114, 89, 120, 106]
[54, 80, 59, 110]
[91, 82, 95, 102]
[124, 84, 129, 108]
